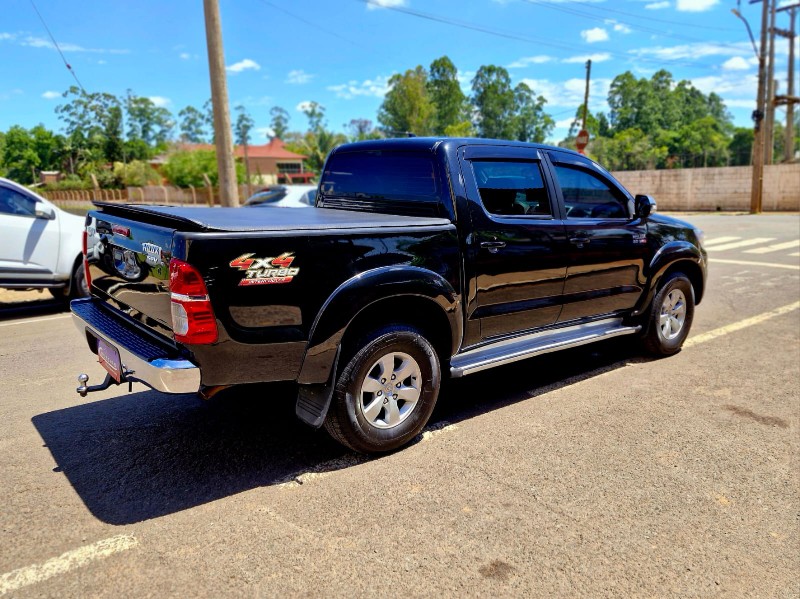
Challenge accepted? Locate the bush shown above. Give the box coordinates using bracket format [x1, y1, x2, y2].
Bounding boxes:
[162, 149, 244, 188]
[113, 160, 161, 187]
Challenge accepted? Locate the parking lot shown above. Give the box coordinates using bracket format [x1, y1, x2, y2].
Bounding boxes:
[1, 213, 798, 597]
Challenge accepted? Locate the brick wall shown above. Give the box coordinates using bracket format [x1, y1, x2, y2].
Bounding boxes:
[611, 164, 800, 211]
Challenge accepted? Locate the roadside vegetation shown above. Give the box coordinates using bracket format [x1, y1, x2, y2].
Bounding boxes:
[0, 55, 797, 190]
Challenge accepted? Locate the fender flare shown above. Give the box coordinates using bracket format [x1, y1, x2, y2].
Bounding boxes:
[296, 265, 461, 385]
[633, 241, 706, 316]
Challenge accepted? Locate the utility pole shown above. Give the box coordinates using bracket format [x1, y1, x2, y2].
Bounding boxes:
[776, 4, 799, 162]
[203, 0, 239, 207]
[750, 0, 771, 214]
[765, 0, 778, 166]
[582, 59, 592, 131]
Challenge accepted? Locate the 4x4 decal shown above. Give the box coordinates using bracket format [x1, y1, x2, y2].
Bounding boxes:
[229, 252, 299, 286]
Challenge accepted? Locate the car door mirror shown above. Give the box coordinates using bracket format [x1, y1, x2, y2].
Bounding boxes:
[634, 194, 657, 219]
[34, 203, 56, 220]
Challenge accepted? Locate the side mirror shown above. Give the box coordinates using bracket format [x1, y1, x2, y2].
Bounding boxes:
[635, 194, 657, 219]
[34, 203, 56, 220]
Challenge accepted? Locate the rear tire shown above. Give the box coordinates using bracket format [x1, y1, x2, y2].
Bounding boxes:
[324, 325, 441, 453]
[642, 272, 695, 356]
[49, 261, 89, 302]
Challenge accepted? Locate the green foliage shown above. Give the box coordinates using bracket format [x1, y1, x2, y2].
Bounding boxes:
[428, 56, 468, 135]
[161, 149, 244, 187]
[125, 91, 174, 146]
[346, 119, 382, 141]
[234, 105, 254, 146]
[178, 105, 208, 143]
[513, 82, 553, 143]
[471, 65, 516, 139]
[378, 66, 436, 136]
[589, 128, 667, 171]
[113, 160, 161, 187]
[443, 121, 475, 137]
[286, 104, 347, 173]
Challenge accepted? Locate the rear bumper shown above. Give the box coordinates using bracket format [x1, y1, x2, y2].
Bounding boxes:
[71, 298, 200, 394]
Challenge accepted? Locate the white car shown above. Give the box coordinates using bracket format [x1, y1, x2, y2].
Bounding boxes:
[0, 177, 88, 300]
[244, 184, 317, 208]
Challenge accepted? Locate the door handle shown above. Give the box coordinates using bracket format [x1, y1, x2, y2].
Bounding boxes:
[480, 240, 506, 253]
[569, 236, 590, 246]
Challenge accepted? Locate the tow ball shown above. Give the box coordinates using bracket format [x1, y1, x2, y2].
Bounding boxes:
[76, 372, 133, 397]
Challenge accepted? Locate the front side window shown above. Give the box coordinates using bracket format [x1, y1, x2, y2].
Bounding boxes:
[320, 152, 439, 202]
[553, 165, 630, 219]
[471, 160, 551, 216]
[0, 187, 37, 217]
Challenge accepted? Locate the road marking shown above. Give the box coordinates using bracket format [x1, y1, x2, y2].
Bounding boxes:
[0, 313, 72, 328]
[791, 252, 800, 258]
[703, 236, 741, 246]
[710, 258, 800, 271]
[706, 238, 776, 252]
[0, 535, 138, 596]
[743, 240, 800, 254]
[685, 301, 800, 348]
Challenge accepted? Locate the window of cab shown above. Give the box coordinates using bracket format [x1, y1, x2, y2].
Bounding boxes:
[471, 160, 552, 217]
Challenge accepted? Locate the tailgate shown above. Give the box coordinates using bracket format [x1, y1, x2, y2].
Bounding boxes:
[86, 210, 178, 341]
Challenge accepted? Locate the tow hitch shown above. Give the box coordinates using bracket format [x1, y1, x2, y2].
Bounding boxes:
[76, 372, 133, 397]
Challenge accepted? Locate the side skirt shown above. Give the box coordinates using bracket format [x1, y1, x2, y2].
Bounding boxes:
[450, 317, 640, 377]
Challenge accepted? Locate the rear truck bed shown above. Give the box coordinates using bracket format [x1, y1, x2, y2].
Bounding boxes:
[72, 202, 460, 402]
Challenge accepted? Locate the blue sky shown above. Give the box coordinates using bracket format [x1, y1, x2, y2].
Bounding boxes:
[1, 0, 798, 143]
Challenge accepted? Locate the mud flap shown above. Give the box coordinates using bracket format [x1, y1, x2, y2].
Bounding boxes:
[295, 346, 341, 428]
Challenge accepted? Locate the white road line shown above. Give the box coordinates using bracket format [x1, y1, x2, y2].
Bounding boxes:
[685, 301, 800, 348]
[790, 252, 800, 258]
[710, 258, 800, 271]
[703, 236, 742, 246]
[706, 238, 776, 252]
[0, 535, 138, 596]
[0, 313, 72, 328]
[743, 240, 800, 254]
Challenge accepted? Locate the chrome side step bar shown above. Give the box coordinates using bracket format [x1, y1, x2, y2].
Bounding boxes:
[450, 318, 640, 377]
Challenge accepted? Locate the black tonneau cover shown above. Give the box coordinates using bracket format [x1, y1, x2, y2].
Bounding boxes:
[93, 202, 452, 233]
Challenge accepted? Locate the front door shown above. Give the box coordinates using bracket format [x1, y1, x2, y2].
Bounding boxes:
[459, 146, 568, 343]
[0, 184, 60, 277]
[546, 151, 648, 323]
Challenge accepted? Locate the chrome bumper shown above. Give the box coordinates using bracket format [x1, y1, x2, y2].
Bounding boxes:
[71, 298, 200, 394]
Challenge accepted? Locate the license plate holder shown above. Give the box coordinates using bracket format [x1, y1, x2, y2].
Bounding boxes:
[96, 336, 122, 382]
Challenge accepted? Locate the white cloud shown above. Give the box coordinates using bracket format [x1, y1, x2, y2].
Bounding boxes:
[226, 58, 261, 73]
[613, 23, 632, 34]
[689, 73, 757, 97]
[556, 117, 577, 129]
[722, 56, 752, 71]
[507, 55, 554, 68]
[148, 96, 171, 107]
[41, 90, 60, 100]
[519, 77, 612, 112]
[0, 32, 16, 41]
[296, 101, 315, 113]
[253, 126, 275, 141]
[327, 76, 392, 99]
[645, 1, 670, 9]
[0, 89, 23, 101]
[179, 52, 191, 60]
[286, 69, 313, 84]
[722, 99, 755, 108]
[629, 41, 751, 61]
[581, 27, 609, 43]
[562, 53, 611, 64]
[366, 0, 407, 9]
[676, 0, 718, 11]
[20, 35, 128, 54]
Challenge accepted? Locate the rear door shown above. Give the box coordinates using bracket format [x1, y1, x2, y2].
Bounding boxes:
[546, 150, 648, 323]
[459, 146, 568, 342]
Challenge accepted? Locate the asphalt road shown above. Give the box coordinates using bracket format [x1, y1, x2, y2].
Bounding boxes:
[1, 214, 798, 597]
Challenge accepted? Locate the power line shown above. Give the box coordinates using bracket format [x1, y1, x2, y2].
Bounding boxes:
[27, 0, 86, 93]
[358, 0, 720, 70]
[521, 0, 748, 51]
[558, 0, 739, 32]
[258, 0, 362, 47]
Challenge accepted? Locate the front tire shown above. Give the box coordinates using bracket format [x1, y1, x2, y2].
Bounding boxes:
[324, 325, 441, 453]
[642, 272, 695, 356]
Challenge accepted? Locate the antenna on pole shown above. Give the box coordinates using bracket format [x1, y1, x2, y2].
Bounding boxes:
[576, 59, 592, 155]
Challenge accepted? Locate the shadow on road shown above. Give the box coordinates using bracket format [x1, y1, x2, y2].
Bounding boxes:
[33, 338, 649, 525]
[0, 296, 68, 321]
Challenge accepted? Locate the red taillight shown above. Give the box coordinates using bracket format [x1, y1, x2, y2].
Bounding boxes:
[82, 230, 92, 289]
[169, 259, 218, 344]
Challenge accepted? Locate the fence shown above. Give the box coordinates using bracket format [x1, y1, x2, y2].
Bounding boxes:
[39, 184, 254, 207]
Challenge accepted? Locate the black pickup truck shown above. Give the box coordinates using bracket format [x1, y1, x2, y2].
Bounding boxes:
[71, 137, 707, 453]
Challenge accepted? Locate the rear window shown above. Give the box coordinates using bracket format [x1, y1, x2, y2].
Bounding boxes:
[320, 152, 440, 203]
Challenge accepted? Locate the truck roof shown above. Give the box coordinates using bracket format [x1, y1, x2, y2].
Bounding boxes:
[329, 137, 583, 156]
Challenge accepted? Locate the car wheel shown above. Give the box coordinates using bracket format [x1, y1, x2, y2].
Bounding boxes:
[69, 261, 90, 299]
[642, 271, 695, 356]
[324, 325, 441, 453]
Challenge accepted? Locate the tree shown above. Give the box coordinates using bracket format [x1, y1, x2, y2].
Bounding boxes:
[471, 65, 516, 139]
[112, 160, 161, 187]
[378, 66, 435, 136]
[1, 126, 39, 183]
[728, 127, 753, 166]
[428, 56, 468, 135]
[234, 105, 254, 146]
[178, 106, 207, 143]
[125, 92, 174, 147]
[346, 118, 381, 141]
[103, 105, 125, 163]
[285, 103, 347, 173]
[269, 106, 290, 140]
[161, 149, 244, 187]
[512, 82, 553, 143]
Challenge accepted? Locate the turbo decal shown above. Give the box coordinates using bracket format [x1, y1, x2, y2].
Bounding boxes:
[229, 252, 299, 286]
